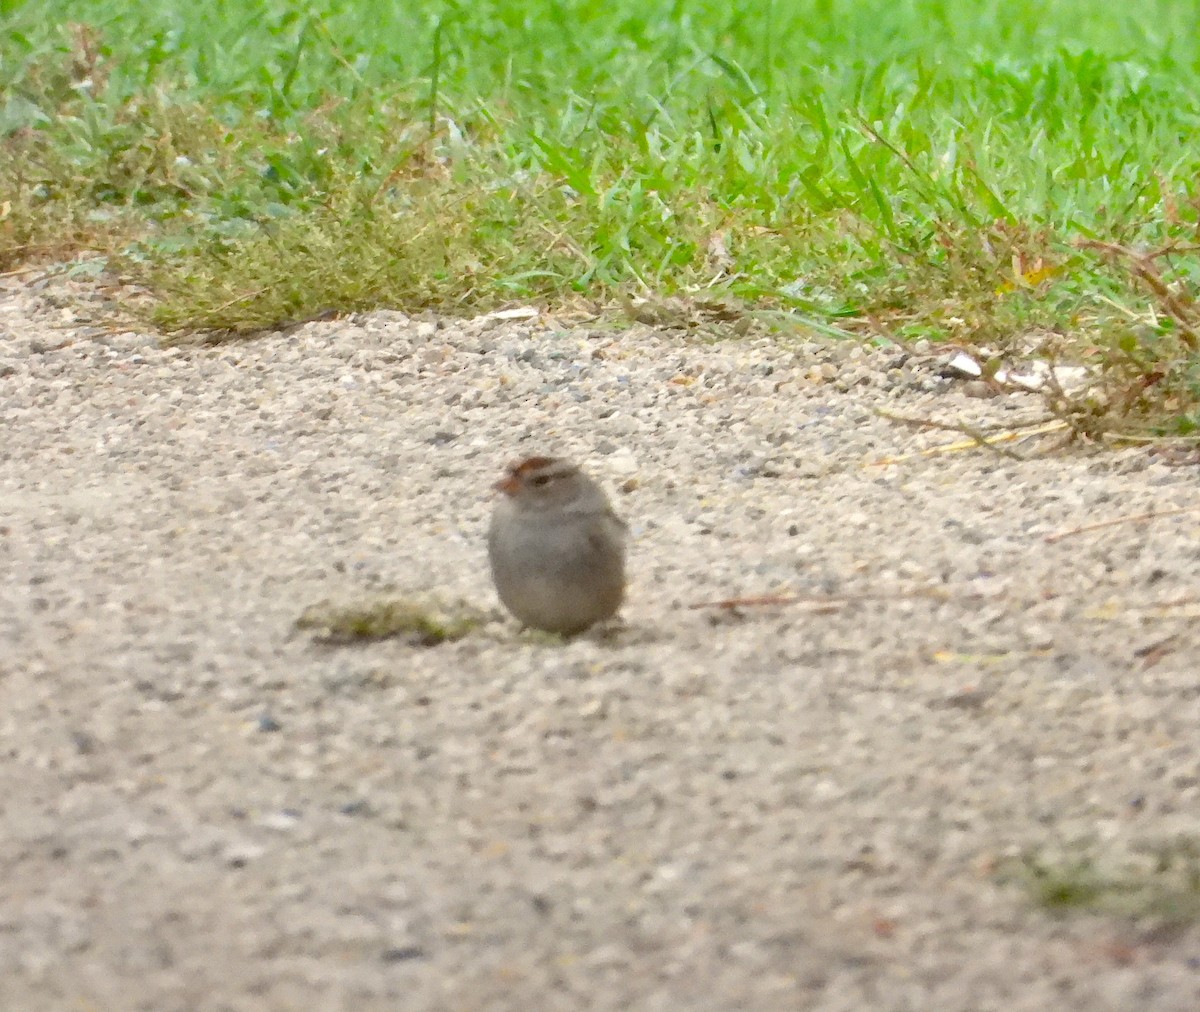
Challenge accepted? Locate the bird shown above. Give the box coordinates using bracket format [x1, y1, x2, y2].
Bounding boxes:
[487, 455, 627, 635]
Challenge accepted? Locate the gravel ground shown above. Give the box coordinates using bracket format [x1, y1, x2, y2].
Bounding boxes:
[2, 271, 1199, 1011]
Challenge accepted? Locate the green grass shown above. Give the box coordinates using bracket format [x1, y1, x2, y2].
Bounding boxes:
[1006, 837, 1200, 926]
[5, 0, 1200, 432]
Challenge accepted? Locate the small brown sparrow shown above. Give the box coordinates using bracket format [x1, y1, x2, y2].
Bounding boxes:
[487, 456, 627, 635]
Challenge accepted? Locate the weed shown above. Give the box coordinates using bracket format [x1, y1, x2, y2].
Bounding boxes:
[295, 596, 484, 646]
[1004, 837, 1200, 925]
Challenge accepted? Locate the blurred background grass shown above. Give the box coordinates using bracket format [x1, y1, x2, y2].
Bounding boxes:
[4, 0, 1200, 432]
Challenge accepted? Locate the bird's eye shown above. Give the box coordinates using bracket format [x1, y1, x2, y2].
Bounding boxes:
[531, 474, 552, 487]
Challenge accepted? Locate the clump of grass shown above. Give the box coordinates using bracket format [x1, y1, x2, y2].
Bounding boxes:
[126, 171, 752, 337]
[1054, 226, 1200, 440]
[894, 195, 1200, 441]
[1004, 837, 1200, 925]
[295, 596, 483, 646]
[0, 20, 308, 267]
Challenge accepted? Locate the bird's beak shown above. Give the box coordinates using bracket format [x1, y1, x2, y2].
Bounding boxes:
[494, 475, 519, 496]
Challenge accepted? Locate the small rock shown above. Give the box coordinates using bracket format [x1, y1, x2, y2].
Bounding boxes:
[381, 945, 427, 962]
[607, 448, 638, 475]
[962, 380, 997, 399]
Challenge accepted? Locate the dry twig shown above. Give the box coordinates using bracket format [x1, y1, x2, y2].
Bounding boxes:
[687, 587, 949, 610]
[1044, 505, 1200, 544]
[872, 408, 1065, 460]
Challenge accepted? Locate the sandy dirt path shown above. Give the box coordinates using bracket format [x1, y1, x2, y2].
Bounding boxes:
[2, 274, 1198, 1010]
